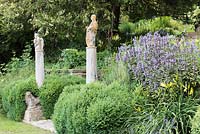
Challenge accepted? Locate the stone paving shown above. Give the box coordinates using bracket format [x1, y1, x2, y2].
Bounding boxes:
[25, 120, 56, 134]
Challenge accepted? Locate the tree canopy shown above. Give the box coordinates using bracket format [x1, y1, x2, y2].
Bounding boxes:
[0, 0, 198, 63]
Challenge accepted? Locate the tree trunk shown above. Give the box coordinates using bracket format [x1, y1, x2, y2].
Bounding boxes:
[112, 3, 120, 35]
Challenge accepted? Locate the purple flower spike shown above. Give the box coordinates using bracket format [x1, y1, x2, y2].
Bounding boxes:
[116, 32, 200, 91]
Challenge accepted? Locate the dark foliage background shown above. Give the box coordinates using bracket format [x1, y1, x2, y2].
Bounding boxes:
[0, 0, 198, 64]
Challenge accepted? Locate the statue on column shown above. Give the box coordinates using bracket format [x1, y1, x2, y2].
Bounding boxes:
[86, 14, 98, 47]
[34, 32, 45, 88]
[34, 33, 44, 52]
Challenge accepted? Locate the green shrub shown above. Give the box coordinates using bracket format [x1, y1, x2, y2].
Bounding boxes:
[62, 84, 83, 94]
[53, 82, 134, 134]
[97, 50, 110, 69]
[52, 84, 85, 134]
[101, 60, 130, 85]
[2, 44, 32, 73]
[191, 106, 200, 134]
[119, 16, 194, 37]
[0, 59, 34, 114]
[1, 77, 38, 121]
[39, 74, 85, 119]
[126, 89, 200, 134]
[58, 49, 86, 69]
[56, 48, 111, 69]
[0, 90, 3, 114]
[190, 6, 200, 31]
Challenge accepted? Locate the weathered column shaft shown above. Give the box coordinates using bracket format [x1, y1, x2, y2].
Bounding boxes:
[35, 51, 44, 88]
[86, 47, 97, 83]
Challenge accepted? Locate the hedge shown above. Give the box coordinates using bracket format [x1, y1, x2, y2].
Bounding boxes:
[39, 74, 85, 119]
[1, 77, 38, 121]
[53, 82, 133, 134]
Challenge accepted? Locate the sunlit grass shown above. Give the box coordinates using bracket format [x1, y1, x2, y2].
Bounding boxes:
[0, 114, 52, 134]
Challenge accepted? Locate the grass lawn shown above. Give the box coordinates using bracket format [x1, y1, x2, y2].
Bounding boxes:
[0, 114, 52, 134]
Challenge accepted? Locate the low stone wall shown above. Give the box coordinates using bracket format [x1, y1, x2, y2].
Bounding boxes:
[186, 32, 200, 39]
[45, 69, 86, 77]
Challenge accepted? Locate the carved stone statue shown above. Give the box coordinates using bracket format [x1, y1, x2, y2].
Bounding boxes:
[34, 33, 44, 52]
[24, 91, 44, 122]
[34, 32, 45, 88]
[86, 14, 98, 47]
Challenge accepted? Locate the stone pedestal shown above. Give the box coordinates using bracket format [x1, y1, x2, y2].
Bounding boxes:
[86, 47, 97, 83]
[35, 51, 44, 88]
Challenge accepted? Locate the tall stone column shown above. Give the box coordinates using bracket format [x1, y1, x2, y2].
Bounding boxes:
[34, 33, 44, 88]
[86, 47, 97, 83]
[86, 14, 98, 84]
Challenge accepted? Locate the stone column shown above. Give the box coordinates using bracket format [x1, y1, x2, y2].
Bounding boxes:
[86, 14, 98, 84]
[86, 47, 97, 83]
[34, 33, 44, 88]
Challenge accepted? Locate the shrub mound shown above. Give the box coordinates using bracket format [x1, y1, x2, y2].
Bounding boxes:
[53, 82, 133, 134]
[191, 106, 200, 134]
[1, 77, 38, 121]
[58, 49, 86, 69]
[57, 49, 110, 69]
[119, 16, 194, 36]
[39, 74, 85, 119]
[0, 90, 3, 114]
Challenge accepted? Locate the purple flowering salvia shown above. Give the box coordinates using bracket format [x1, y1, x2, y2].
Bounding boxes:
[116, 32, 200, 90]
